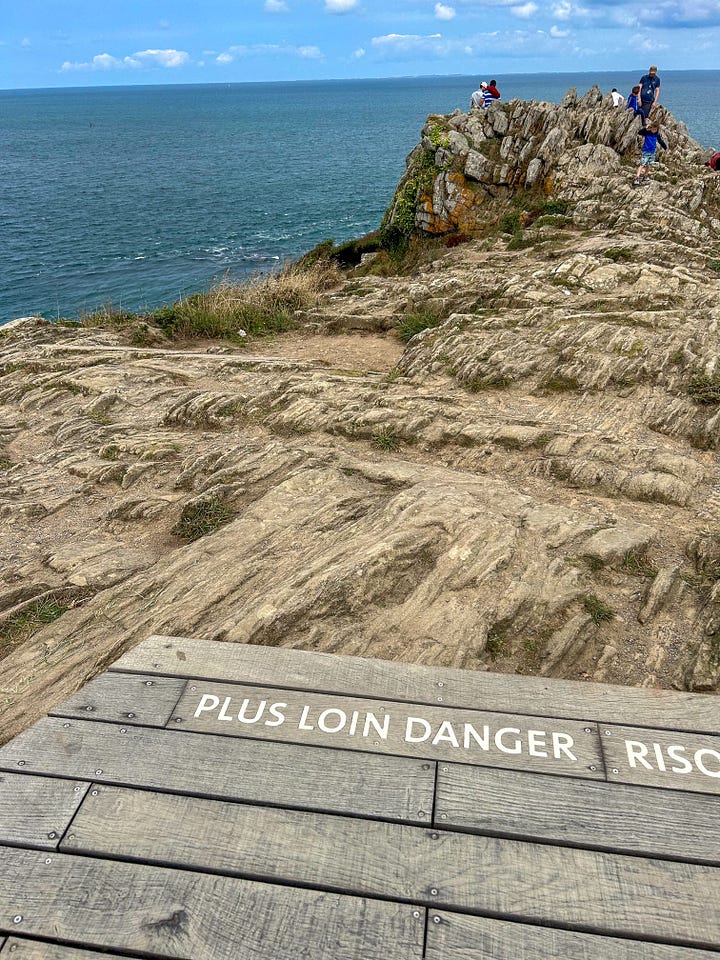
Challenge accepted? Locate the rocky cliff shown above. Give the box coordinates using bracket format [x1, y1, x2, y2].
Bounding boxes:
[1, 88, 719, 742]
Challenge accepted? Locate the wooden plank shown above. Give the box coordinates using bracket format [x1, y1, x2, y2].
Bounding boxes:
[57, 783, 720, 949]
[50, 673, 186, 727]
[435, 764, 720, 864]
[1, 939, 138, 959]
[171, 679, 604, 780]
[603, 724, 720, 796]
[0, 847, 425, 960]
[111, 635, 720, 733]
[0, 717, 435, 824]
[0, 773, 90, 850]
[424, 913, 720, 959]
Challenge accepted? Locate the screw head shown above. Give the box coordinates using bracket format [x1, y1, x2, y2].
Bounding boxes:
[612, 768, 619, 774]
[17, 760, 25, 767]
[120, 728, 127, 734]
[604, 730, 612, 736]
[47, 832, 56, 840]
[433, 916, 441, 924]
[45, 858, 52, 864]
[13, 916, 22, 924]
[437, 681, 444, 688]
[412, 910, 420, 919]
[430, 888, 438, 896]
[126, 712, 135, 719]
[91, 790, 98, 797]
[418, 811, 426, 818]
[145, 680, 154, 686]
[431, 833, 439, 840]
[422, 763, 431, 770]
[589, 765, 597, 771]
[94, 769, 103, 775]
[584, 727, 592, 733]
[440, 813, 448, 820]
[63, 723, 70, 728]
[437, 697, 443, 702]
[85, 706, 94, 712]
[175, 717, 183, 724]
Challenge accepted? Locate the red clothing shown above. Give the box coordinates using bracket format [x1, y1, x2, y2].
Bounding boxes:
[487, 84, 501, 99]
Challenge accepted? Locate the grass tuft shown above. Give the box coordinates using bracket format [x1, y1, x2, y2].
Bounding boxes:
[582, 594, 615, 624]
[173, 497, 236, 541]
[372, 427, 401, 451]
[397, 308, 444, 343]
[0, 597, 69, 653]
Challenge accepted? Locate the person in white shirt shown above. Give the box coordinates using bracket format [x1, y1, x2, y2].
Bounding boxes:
[610, 88, 625, 107]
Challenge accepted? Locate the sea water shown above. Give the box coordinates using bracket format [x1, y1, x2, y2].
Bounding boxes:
[1, 71, 718, 324]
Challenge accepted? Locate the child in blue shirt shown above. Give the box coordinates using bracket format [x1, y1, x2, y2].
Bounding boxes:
[633, 121, 668, 185]
[626, 85, 643, 117]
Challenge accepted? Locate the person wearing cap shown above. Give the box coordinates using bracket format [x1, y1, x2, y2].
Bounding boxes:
[470, 82, 485, 110]
[480, 82, 495, 108]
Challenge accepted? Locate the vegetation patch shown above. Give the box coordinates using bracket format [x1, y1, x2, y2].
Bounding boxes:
[0, 596, 71, 654]
[708, 259, 720, 273]
[371, 427, 401, 452]
[173, 497, 236, 541]
[582, 593, 615, 624]
[622, 549, 658, 579]
[397, 308, 444, 343]
[466, 373, 512, 392]
[538, 372, 581, 393]
[604, 247, 634, 262]
[687, 373, 720, 405]
[0, 455, 12, 470]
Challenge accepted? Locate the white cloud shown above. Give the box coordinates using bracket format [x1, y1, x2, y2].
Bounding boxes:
[550, 24, 570, 36]
[435, 3, 456, 19]
[265, 0, 290, 10]
[353, 47, 366, 57]
[61, 48, 190, 71]
[216, 43, 323, 63]
[325, 0, 358, 11]
[512, 2, 538, 17]
[630, 32, 670, 50]
[21, 37, 31, 48]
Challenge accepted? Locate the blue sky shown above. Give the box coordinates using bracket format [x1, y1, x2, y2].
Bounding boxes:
[1, 0, 719, 89]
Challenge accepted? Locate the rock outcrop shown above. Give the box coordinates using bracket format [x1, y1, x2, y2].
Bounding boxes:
[1, 88, 719, 743]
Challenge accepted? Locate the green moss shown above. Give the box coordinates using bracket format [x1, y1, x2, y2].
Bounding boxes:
[604, 247, 634, 262]
[687, 373, 720, 405]
[707, 259, 720, 273]
[538, 373, 580, 393]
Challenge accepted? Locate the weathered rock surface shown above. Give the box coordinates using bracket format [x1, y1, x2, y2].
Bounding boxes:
[1, 89, 719, 742]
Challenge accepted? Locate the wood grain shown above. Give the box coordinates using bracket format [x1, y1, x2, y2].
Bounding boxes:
[424, 913, 720, 959]
[171, 679, 604, 780]
[0, 847, 425, 960]
[0, 773, 89, 849]
[58, 782, 720, 948]
[603, 724, 720, 796]
[0, 717, 435, 824]
[111, 635, 720, 733]
[435, 764, 720, 863]
[50, 673, 186, 727]
[0, 939, 137, 959]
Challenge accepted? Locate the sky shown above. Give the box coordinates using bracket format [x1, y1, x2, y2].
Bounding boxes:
[1, 0, 719, 90]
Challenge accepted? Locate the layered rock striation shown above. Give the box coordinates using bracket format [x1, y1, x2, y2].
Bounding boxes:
[1, 88, 719, 742]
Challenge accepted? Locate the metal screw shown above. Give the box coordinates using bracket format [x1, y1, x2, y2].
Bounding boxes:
[412, 911, 420, 919]
[612, 768, 619, 774]
[418, 811, 426, 818]
[190, 686, 197, 691]
[63, 723, 70, 728]
[440, 814, 448, 820]
[85, 706, 94, 712]
[68, 834, 75, 840]
[374, 741, 379, 746]
[145, 680, 154, 686]
[431, 833, 439, 840]
[422, 763, 431, 770]
[583, 727, 592, 733]
[73, 786, 81, 793]
[17, 761, 25, 767]
[91, 790, 98, 797]
[589, 765, 597, 771]
[442, 767, 449, 773]
[120, 728, 127, 734]
[604, 730, 612, 736]
[47, 832, 56, 840]
[13, 916, 22, 924]
[126, 712, 135, 719]
[437, 681, 444, 688]
[430, 888, 438, 896]
[45, 858, 52, 864]
[175, 717, 183, 724]
[433, 916, 441, 925]
[437, 697, 443, 703]
[153, 663, 161, 668]
[94, 769, 103, 775]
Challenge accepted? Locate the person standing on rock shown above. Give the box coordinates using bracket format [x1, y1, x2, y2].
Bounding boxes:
[626, 85, 644, 117]
[638, 66, 660, 119]
[633, 120, 667, 186]
[610, 88, 625, 107]
[487, 80, 501, 99]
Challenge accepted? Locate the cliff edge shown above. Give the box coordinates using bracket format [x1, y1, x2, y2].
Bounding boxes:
[1, 88, 719, 742]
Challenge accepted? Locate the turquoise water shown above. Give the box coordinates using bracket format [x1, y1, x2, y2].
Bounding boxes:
[2, 71, 718, 323]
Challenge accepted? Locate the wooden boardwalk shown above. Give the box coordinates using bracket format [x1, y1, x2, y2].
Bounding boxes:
[0, 635, 718, 959]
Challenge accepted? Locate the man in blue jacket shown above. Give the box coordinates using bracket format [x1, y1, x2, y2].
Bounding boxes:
[638, 66, 660, 119]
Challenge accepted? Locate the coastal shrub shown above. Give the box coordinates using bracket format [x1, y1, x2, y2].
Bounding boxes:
[500, 212, 521, 234]
[147, 260, 339, 341]
[397, 308, 444, 342]
[538, 372, 580, 393]
[605, 247, 634, 262]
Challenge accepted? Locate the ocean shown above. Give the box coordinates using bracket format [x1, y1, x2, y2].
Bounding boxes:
[1, 71, 718, 324]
